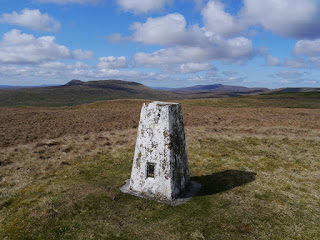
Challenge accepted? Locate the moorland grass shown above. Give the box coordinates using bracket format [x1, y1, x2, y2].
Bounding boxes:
[0, 97, 320, 239]
[1, 134, 319, 239]
[179, 92, 320, 109]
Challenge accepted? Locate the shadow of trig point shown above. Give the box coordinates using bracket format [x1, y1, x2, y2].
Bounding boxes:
[120, 101, 201, 205]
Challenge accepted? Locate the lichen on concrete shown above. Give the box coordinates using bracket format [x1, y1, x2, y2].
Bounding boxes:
[120, 101, 200, 204]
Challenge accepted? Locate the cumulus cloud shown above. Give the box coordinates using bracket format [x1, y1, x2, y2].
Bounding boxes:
[265, 55, 306, 69]
[293, 39, 320, 56]
[129, 13, 213, 47]
[34, 0, 101, 5]
[112, 0, 320, 52]
[0, 61, 158, 84]
[133, 37, 254, 67]
[196, 0, 320, 39]
[72, 49, 94, 59]
[39, 61, 90, 71]
[117, 13, 255, 67]
[284, 58, 306, 68]
[222, 71, 238, 77]
[131, 13, 188, 45]
[265, 54, 281, 66]
[202, 0, 245, 37]
[165, 62, 215, 74]
[0, 8, 61, 32]
[309, 57, 320, 67]
[277, 70, 305, 79]
[0, 29, 92, 64]
[117, 0, 172, 14]
[178, 62, 214, 73]
[187, 73, 246, 84]
[200, 0, 320, 39]
[97, 56, 128, 69]
[106, 33, 131, 44]
[241, 0, 320, 39]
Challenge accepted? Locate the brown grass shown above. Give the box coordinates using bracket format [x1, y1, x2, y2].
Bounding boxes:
[1, 98, 320, 239]
[1, 99, 320, 148]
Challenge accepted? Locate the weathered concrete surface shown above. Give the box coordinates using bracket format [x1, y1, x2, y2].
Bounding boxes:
[120, 101, 200, 204]
[120, 179, 201, 206]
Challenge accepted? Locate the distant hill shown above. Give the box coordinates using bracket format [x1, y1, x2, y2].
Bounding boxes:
[269, 88, 320, 94]
[0, 84, 59, 89]
[159, 84, 268, 93]
[65, 80, 85, 86]
[0, 79, 276, 107]
[0, 80, 180, 107]
[0, 85, 34, 89]
[0, 85, 19, 89]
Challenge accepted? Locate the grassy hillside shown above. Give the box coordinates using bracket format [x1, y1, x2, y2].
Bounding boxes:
[0, 80, 179, 107]
[160, 84, 267, 92]
[1, 98, 319, 239]
[180, 91, 320, 109]
[0, 80, 271, 107]
[270, 87, 320, 93]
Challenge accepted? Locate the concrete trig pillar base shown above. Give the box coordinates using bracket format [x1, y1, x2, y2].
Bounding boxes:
[120, 101, 201, 205]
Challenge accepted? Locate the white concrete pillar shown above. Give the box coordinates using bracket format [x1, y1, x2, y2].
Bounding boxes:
[121, 101, 192, 202]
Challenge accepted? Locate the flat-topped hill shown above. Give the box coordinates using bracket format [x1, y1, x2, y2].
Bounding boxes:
[0, 80, 268, 107]
[0, 80, 178, 107]
[2, 79, 320, 108]
[161, 84, 267, 93]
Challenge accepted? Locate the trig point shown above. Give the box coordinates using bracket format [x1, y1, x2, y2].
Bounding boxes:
[120, 101, 201, 205]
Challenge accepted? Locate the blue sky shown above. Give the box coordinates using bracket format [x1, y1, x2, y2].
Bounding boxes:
[1, 0, 320, 88]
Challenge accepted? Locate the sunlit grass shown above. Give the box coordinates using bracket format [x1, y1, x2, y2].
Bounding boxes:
[1, 97, 320, 239]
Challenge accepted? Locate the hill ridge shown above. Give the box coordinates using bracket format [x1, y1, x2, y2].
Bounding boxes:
[159, 84, 268, 92]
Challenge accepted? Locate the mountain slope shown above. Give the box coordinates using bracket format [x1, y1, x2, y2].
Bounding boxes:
[268, 87, 320, 94]
[160, 84, 268, 92]
[0, 80, 272, 107]
[0, 80, 179, 107]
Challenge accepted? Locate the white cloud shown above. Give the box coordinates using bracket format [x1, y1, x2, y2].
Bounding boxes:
[265, 55, 307, 69]
[178, 62, 214, 73]
[309, 57, 320, 66]
[35, 0, 101, 5]
[0, 29, 92, 64]
[187, 73, 245, 84]
[293, 39, 320, 56]
[129, 13, 211, 47]
[241, 0, 320, 39]
[117, 0, 172, 14]
[0, 61, 158, 84]
[0, 65, 35, 77]
[284, 58, 306, 68]
[0, 8, 60, 32]
[276, 77, 319, 86]
[164, 62, 215, 74]
[131, 13, 188, 45]
[265, 54, 281, 66]
[114, 0, 320, 59]
[118, 13, 254, 67]
[106, 33, 131, 44]
[39, 61, 68, 70]
[39, 61, 90, 70]
[202, 0, 245, 37]
[198, 0, 320, 39]
[133, 37, 254, 67]
[72, 49, 94, 59]
[277, 70, 305, 79]
[97, 56, 128, 69]
[222, 71, 238, 77]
